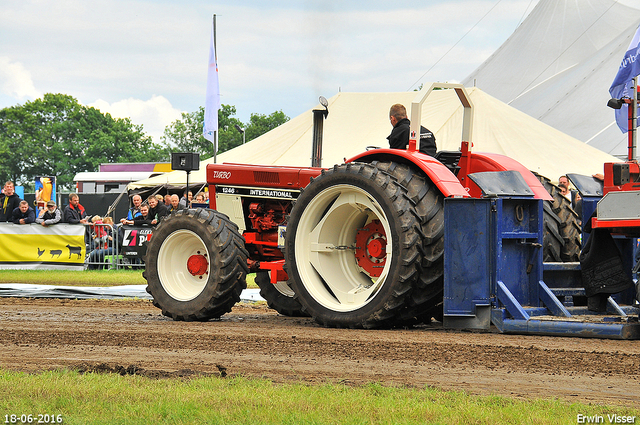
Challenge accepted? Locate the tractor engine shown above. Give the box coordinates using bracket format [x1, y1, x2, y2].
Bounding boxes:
[244, 200, 292, 270]
[248, 201, 288, 233]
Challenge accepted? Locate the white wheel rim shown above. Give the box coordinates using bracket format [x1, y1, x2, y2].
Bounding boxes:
[273, 281, 295, 297]
[293, 184, 392, 312]
[157, 229, 211, 301]
[265, 271, 295, 298]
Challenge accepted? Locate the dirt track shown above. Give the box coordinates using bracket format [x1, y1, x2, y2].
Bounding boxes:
[0, 297, 639, 407]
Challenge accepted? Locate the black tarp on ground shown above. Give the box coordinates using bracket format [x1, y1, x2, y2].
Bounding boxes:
[0, 284, 264, 301]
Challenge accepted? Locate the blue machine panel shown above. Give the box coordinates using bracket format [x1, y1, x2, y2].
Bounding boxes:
[443, 198, 493, 329]
[443, 193, 639, 339]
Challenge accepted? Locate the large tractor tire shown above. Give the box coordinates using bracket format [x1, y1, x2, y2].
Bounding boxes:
[255, 271, 308, 317]
[535, 174, 582, 262]
[372, 161, 445, 325]
[542, 203, 565, 262]
[144, 208, 249, 321]
[284, 163, 424, 329]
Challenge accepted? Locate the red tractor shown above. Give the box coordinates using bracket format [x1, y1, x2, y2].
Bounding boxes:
[144, 83, 558, 328]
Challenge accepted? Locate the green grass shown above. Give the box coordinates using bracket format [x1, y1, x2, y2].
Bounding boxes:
[1, 370, 636, 425]
[0, 269, 147, 286]
[0, 269, 257, 288]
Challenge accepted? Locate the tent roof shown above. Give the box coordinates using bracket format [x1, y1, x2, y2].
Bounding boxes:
[462, 0, 640, 157]
[75, 171, 159, 182]
[129, 87, 617, 190]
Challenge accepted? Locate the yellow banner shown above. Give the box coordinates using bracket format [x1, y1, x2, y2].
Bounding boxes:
[0, 224, 86, 268]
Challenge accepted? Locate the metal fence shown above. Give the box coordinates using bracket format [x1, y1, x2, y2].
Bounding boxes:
[84, 223, 151, 270]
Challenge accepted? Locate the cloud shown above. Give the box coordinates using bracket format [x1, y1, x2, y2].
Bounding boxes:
[89, 95, 183, 143]
[0, 56, 41, 100]
[0, 0, 540, 125]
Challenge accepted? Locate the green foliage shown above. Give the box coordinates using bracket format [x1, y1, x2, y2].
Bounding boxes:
[0, 93, 289, 190]
[0, 94, 168, 190]
[244, 110, 289, 142]
[161, 104, 245, 157]
[161, 105, 289, 158]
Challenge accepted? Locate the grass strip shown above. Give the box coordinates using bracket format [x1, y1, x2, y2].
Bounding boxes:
[0, 270, 257, 288]
[1, 369, 637, 425]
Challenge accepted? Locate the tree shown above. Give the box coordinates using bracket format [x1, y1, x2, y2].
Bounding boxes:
[0, 93, 168, 190]
[161, 105, 244, 158]
[244, 110, 289, 142]
[161, 105, 289, 157]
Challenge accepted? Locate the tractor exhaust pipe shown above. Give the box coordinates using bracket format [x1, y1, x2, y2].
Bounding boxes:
[311, 96, 329, 167]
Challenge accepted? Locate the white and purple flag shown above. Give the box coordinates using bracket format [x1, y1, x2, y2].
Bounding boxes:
[203, 21, 220, 150]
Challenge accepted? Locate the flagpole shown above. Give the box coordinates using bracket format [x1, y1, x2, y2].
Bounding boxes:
[213, 14, 217, 164]
[633, 76, 637, 161]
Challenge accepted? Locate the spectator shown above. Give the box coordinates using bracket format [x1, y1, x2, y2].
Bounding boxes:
[36, 200, 62, 227]
[90, 216, 109, 249]
[64, 193, 89, 224]
[87, 216, 115, 270]
[194, 193, 206, 204]
[12, 200, 35, 224]
[120, 194, 143, 224]
[170, 194, 184, 213]
[179, 191, 193, 208]
[133, 204, 153, 226]
[148, 195, 169, 225]
[103, 216, 116, 247]
[0, 181, 22, 222]
[164, 194, 172, 207]
[558, 175, 572, 201]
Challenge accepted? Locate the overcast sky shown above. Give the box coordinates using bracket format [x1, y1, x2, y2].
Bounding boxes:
[1, 0, 549, 142]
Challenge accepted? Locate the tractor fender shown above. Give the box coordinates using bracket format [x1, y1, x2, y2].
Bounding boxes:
[346, 149, 469, 198]
[457, 151, 553, 201]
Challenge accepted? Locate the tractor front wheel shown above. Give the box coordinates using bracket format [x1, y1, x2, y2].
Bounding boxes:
[144, 209, 249, 321]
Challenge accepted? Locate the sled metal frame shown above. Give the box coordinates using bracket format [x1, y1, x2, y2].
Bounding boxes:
[442, 172, 640, 340]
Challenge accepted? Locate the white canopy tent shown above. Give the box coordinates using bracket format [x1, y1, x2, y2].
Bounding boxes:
[129, 87, 617, 191]
[462, 0, 640, 158]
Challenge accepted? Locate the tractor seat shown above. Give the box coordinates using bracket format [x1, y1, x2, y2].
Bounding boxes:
[434, 151, 462, 175]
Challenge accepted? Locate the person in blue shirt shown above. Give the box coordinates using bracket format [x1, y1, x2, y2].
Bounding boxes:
[120, 194, 143, 225]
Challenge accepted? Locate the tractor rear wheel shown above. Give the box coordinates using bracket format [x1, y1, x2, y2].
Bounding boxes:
[144, 208, 249, 321]
[285, 163, 424, 329]
[255, 271, 308, 317]
[535, 174, 581, 262]
[372, 161, 445, 325]
[542, 203, 564, 262]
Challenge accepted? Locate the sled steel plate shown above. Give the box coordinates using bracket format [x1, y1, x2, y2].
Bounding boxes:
[597, 191, 640, 220]
[467, 170, 534, 197]
[566, 173, 603, 197]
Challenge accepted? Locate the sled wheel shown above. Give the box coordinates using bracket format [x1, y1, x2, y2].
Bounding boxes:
[143, 208, 249, 321]
[373, 161, 445, 325]
[285, 163, 423, 329]
[255, 271, 308, 317]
